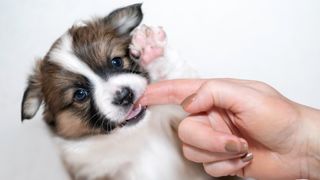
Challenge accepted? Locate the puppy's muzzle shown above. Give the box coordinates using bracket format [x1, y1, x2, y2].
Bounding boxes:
[113, 87, 135, 106]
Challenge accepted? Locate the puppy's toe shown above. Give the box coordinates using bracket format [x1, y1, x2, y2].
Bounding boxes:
[130, 25, 167, 66]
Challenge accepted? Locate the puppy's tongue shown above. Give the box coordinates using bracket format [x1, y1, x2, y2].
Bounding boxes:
[126, 104, 142, 120]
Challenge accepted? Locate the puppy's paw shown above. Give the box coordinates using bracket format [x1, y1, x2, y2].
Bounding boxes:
[130, 25, 167, 66]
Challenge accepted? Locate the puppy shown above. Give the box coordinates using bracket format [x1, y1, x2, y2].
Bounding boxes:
[21, 4, 229, 180]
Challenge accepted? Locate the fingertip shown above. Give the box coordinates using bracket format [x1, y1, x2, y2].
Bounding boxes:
[137, 96, 148, 106]
[138, 85, 158, 106]
[203, 156, 252, 177]
[180, 87, 209, 113]
[181, 93, 205, 113]
[224, 138, 249, 154]
[239, 138, 249, 153]
[241, 152, 253, 163]
[181, 93, 197, 110]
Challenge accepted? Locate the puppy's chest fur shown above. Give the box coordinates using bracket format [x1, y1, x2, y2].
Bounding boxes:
[56, 106, 209, 180]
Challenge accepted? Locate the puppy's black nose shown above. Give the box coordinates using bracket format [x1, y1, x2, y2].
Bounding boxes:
[113, 87, 134, 106]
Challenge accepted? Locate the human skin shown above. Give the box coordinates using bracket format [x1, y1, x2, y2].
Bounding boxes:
[138, 79, 320, 179]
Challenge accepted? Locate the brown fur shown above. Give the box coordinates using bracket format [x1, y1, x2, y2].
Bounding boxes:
[38, 60, 97, 138]
[70, 20, 132, 74]
[55, 111, 101, 138]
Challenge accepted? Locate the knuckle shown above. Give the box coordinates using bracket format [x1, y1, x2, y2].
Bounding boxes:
[182, 145, 194, 161]
[182, 145, 203, 163]
[202, 81, 216, 89]
[177, 118, 192, 142]
[203, 163, 232, 177]
[203, 164, 223, 177]
[249, 80, 269, 89]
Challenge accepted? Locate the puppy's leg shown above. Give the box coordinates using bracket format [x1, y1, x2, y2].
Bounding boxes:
[130, 25, 198, 127]
[130, 25, 197, 82]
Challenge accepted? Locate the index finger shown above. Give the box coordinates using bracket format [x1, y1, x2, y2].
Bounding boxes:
[138, 79, 207, 106]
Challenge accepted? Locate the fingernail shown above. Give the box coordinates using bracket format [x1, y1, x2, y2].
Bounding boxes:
[241, 152, 253, 162]
[225, 140, 239, 153]
[225, 140, 248, 153]
[181, 93, 197, 109]
[239, 139, 249, 153]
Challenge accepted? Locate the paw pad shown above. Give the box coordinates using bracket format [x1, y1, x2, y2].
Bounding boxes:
[130, 25, 167, 66]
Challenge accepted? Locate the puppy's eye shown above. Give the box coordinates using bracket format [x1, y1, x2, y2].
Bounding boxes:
[110, 57, 123, 69]
[73, 88, 89, 102]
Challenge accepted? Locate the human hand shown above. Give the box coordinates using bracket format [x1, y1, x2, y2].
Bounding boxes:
[139, 79, 320, 179]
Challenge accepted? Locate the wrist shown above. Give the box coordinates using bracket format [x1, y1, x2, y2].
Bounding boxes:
[297, 104, 320, 179]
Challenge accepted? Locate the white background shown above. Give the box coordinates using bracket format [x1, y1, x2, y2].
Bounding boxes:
[0, 0, 319, 179]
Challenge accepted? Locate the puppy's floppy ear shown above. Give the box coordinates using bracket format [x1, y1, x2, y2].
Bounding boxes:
[104, 3, 143, 35]
[21, 60, 43, 121]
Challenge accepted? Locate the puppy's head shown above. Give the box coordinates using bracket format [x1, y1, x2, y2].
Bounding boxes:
[21, 4, 149, 138]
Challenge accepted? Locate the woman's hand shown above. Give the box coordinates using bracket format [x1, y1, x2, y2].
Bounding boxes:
[139, 79, 320, 179]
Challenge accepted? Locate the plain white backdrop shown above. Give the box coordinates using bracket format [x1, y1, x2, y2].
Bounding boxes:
[0, 0, 319, 179]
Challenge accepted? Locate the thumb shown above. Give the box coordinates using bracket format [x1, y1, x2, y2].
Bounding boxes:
[181, 80, 244, 114]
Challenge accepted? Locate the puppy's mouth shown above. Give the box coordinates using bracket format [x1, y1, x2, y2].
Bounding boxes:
[119, 104, 147, 127]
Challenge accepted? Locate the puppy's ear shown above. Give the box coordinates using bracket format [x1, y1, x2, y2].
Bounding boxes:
[104, 3, 143, 35]
[21, 60, 43, 121]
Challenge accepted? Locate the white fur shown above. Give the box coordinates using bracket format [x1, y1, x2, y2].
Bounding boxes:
[102, 74, 147, 122]
[146, 46, 198, 81]
[49, 34, 147, 123]
[23, 98, 41, 117]
[49, 34, 101, 85]
[52, 33, 211, 179]
[56, 106, 209, 180]
[114, 16, 140, 35]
